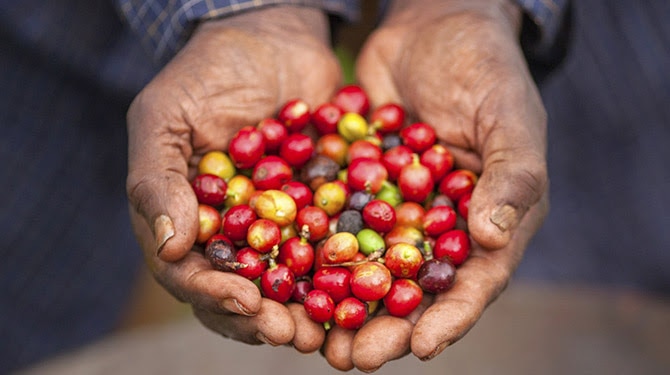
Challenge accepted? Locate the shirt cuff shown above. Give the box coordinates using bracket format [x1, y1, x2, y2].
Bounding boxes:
[117, 0, 359, 64]
[515, 0, 569, 59]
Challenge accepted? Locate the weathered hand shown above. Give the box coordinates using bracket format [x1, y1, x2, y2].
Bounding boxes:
[126, 6, 340, 352]
[324, 0, 549, 371]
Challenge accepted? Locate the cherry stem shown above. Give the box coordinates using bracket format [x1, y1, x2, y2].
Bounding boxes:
[300, 224, 311, 243]
[320, 249, 384, 268]
[224, 261, 248, 270]
[266, 245, 280, 268]
[421, 240, 434, 261]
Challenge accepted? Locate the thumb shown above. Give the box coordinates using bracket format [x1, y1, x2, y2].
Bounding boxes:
[126, 89, 199, 262]
[467, 87, 548, 249]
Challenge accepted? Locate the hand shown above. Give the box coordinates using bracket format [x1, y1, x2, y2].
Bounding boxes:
[126, 6, 341, 352]
[323, 0, 549, 371]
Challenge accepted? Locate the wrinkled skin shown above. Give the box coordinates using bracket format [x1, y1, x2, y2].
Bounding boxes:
[126, 0, 549, 371]
[126, 6, 340, 351]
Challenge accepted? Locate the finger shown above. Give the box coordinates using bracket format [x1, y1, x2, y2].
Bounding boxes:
[350, 297, 431, 372]
[466, 78, 548, 249]
[194, 298, 295, 346]
[411, 193, 548, 360]
[126, 88, 199, 262]
[322, 325, 356, 371]
[130, 208, 263, 316]
[351, 316, 412, 372]
[287, 303, 326, 353]
[355, 29, 403, 108]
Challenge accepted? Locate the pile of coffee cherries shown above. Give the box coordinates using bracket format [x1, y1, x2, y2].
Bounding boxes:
[192, 85, 476, 330]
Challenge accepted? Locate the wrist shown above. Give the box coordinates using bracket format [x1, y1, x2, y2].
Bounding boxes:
[382, 0, 522, 36]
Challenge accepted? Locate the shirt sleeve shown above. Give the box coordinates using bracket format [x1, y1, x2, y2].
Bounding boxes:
[116, 0, 359, 64]
[515, 0, 570, 59]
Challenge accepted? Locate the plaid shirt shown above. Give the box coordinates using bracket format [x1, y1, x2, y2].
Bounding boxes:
[117, 0, 360, 63]
[117, 0, 568, 64]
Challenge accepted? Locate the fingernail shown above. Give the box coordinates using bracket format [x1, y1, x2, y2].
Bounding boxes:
[255, 332, 279, 346]
[490, 204, 516, 232]
[221, 298, 254, 316]
[154, 214, 175, 255]
[421, 341, 450, 361]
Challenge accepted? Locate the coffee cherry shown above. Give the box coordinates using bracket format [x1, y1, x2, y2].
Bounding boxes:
[382, 145, 414, 182]
[224, 174, 256, 207]
[257, 118, 288, 154]
[299, 154, 340, 191]
[235, 246, 267, 280]
[313, 266, 352, 303]
[347, 158, 388, 194]
[279, 133, 314, 168]
[313, 181, 347, 216]
[433, 229, 471, 266]
[253, 190, 297, 227]
[337, 112, 369, 142]
[296, 206, 329, 242]
[356, 228, 386, 256]
[347, 191, 374, 211]
[429, 193, 455, 208]
[394, 202, 426, 230]
[381, 133, 402, 151]
[375, 182, 403, 208]
[315, 133, 349, 167]
[205, 234, 238, 272]
[336, 209, 364, 235]
[333, 85, 370, 116]
[384, 243, 424, 279]
[417, 258, 456, 294]
[222, 204, 257, 242]
[384, 225, 424, 248]
[252, 156, 293, 190]
[281, 181, 313, 211]
[383, 279, 423, 318]
[458, 192, 471, 221]
[312, 102, 343, 135]
[362, 199, 396, 234]
[397, 155, 434, 203]
[423, 206, 457, 238]
[261, 262, 296, 303]
[334, 297, 367, 330]
[278, 236, 315, 277]
[246, 218, 281, 253]
[228, 126, 266, 169]
[350, 262, 392, 302]
[192, 173, 227, 206]
[292, 279, 314, 303]
[439, 169, 478, 202]
[278, 98, 310, 133]
[370, 103, 405, 134]
[322, 232, 359, 264]
[303, 289, 335, 323]
[347, 140, 383, 164]
[197, 204, 222, 244]
[420, 144, 454, 182]
[198, 150, 236, 181]
[400, 123, 436, 153]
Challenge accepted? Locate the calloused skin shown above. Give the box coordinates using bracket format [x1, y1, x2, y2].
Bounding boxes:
[322, 0, 549, 371]
[126, 6, 340, 351]
[126, 0, 549, 372]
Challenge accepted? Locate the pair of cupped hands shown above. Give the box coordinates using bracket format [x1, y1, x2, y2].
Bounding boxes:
[126, 0, 548, 372]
